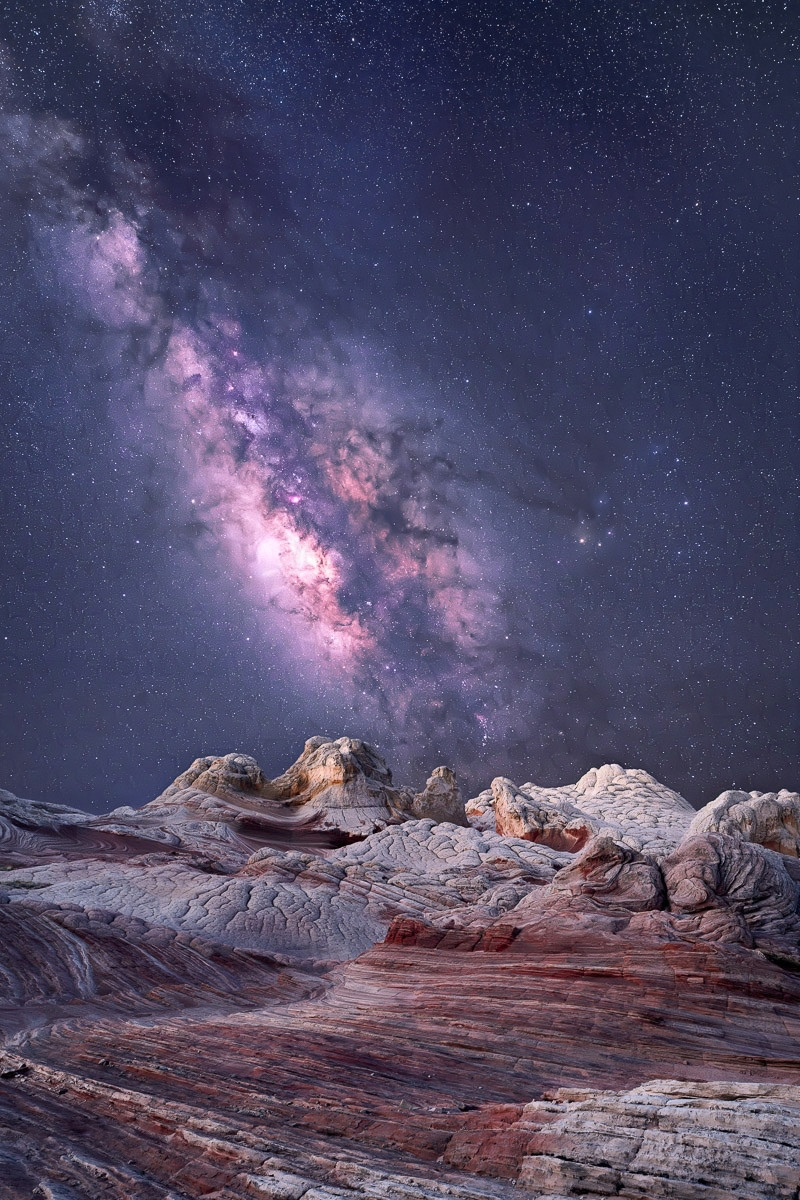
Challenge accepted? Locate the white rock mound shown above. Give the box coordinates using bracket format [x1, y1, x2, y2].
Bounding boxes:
[145, 737, 467, 838]
[468, 763, 695, 856]
[686, 788, 800, 857]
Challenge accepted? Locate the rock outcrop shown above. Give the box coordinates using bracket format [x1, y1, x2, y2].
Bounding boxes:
[518, 1078, 800, 1199]
[464, 785, 494, 830]
[153, 751, 274, 803]
[268, 735, 410, 834]
[548, 833, 667, 911]
[408, 765, 467, 825]
[136, 737, 466, 841]
[469, 763, 695, 856]
[385, 828, 800, 962]
[686, 786, 800, 856]
[492, 776, 598, 851]
[662, 831, 800, 954]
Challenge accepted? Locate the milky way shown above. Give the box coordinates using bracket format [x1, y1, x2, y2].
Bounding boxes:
[1, 2, 799, 807]
[22, 134, 553, 769]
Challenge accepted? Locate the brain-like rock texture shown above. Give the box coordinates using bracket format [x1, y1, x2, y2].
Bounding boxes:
[686, 787, 800, 856]
[492, 776, 598, 851]
[662, 831, 800, 953]
[469, 763, 695, 857]
[464, 785, 494, 830]
[2, 745, 800, 1199]
[2, 819, 565, 965]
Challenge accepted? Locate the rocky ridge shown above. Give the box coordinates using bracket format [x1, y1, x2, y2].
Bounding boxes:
[1, 738, 799, 1198]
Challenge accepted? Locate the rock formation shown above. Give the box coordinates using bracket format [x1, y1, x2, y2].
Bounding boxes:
[686, 786, 800, 856]
[491, 776, 598, 851]
[409, 765, 467, 825]
[518, 1079, 800, 1199]
[130, 736, 467, 843]
[662, 831, 800, 954]
[1, 741, 800, 1199]
[469, 763, 695, 857]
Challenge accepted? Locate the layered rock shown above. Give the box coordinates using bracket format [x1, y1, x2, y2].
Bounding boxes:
[0, 897, 313, 1029]
[547, 833, 667, 911]
[0, 785, 226, 869]
[519, 1079, 800, 1199]
[1, 740, 468, 876]
[383, 827, 800, 967]
[4, 925, 800, 1200]
[0, 1049, 522, 1200]
[139, 737, 465, 841]
[3, 1046, 797, 1200]
[267, 735, 410, 834]
[0, 786, 90, 832]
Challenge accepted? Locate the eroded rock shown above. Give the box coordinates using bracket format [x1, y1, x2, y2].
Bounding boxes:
[2, 820, 565, 965]
[686, 787, 800, 857]
[662, 832, 800, 952]
[519, 1078, 800, 1199]
[492, 776, 597, 851]
[3, 744, 800, 1200]
[548, 834, 666, 912]
[271, 736, 417, 835]
[468, 763, 695, 856]
[464, 787, 494, 831]
[408, 766, 467, 825]
[153, 751, 274, 803]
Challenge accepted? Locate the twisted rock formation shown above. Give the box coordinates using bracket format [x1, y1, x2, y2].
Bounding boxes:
[662, 832, 800, 953]
[1, 741, 800, 1199]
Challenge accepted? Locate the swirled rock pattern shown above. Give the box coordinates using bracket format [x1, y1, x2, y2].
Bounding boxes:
[1, 742, 800, 1199]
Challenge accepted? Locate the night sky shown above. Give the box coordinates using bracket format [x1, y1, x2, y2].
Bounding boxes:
[1, 1, 798, 812]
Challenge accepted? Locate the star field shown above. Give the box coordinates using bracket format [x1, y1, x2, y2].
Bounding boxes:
[0, 0, 798, 809]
